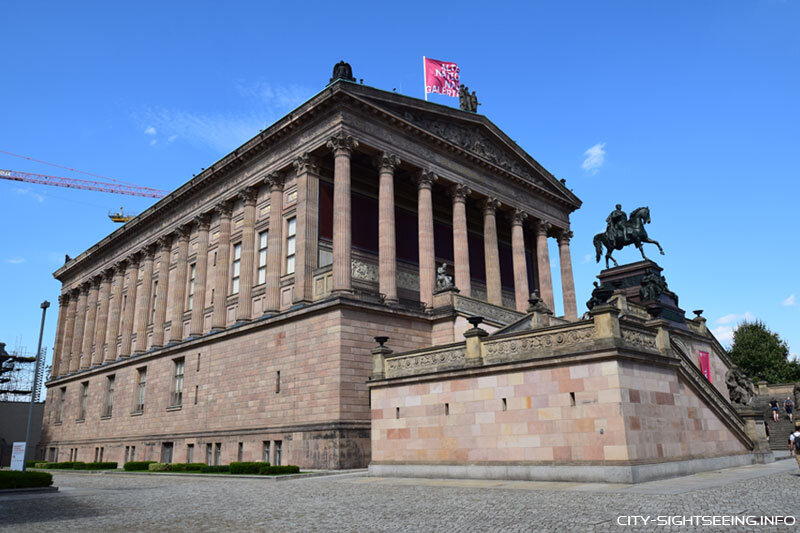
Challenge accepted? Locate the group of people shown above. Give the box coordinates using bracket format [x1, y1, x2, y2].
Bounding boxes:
[769, 396, 794, 422]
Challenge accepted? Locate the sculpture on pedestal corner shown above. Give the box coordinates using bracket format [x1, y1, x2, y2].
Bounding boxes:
[593, 205, 665, 268]
[640, 270, 669, 302]
[329, 61, 355, 84]
[459, 86, 479, 113]
[725, 366, 756, 406]
[435, 263, 454, 291]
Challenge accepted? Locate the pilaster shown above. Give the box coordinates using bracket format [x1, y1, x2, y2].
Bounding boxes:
[104, 262, 125, 362]
[536, 220, 555, 313]
[212, 201, 233, 330]
[118, 253, 140, 358]
[450, 184, 472, 297]
[375, 152, 400, 304]
[416, 170, 437, 308]
[482, 197, 502, 307]
[328, 133, 358, 295]
[68, 284, 88, 373]
[151, 235, 173, 347]
[169, 225, 191, 342]
[79, 278, 100, 369]
[292, 153, 320, 304]
[133, 245, 156, 353]
[91, 270, 112, 366]
[189, 214, 211, 336]
[235, 187, 258, 322]
[263, 175, 284, 314]
[510, 209, 529, 313]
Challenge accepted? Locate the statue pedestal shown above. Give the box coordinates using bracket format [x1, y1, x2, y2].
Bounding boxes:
[593, 260, 686, 325]
[736, 406, 775, 464]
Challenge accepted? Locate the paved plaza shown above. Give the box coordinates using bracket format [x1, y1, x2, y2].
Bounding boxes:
[1, 458, 799, 532]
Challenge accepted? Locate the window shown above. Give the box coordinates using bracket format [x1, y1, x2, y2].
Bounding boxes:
[214, 443, 222, 466]
[206, 443, 213, 465]
[238, 442, 243, 462]
[257, 230, 268, 285]
[151, 280, 158, 322]
[171, 358, 185, 406]
[161, 442, 173, 463]
[274, 440, 282, 466]
[135, 367, 147, 412]
[104, 376, 115, 418]
[124, 446, 130, 462]
[79, 382, 89, 420]
[57, 387, 66, 423]
[275, 371, 280, 394]
[263, 441, 270, 463]
[285, 217, 296, 274]
[231, 243, 242, 294]
[130, 446, 135, 461]
[187, 264, 196, 310]
[187, 444, 194, 463]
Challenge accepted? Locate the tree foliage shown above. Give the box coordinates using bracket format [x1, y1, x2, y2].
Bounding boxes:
[728, 320, 800, 384]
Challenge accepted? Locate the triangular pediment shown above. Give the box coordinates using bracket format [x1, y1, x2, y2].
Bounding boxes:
[349, 88, 580, 208]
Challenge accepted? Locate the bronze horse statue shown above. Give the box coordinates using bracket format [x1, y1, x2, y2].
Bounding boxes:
[593, 206, 664, 268]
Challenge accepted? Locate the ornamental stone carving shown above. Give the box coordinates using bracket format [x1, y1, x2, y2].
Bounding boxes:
[509, 209, 527, 226]
[237, 186, 258, 205]
[351, 258, 378, 282]
[449, 184, 471, 202]
[536, 220, 552, 236]
[327, 133, 359, 156]
[620, 328, 659, 351]
[482, 197, 500, 215]
[194, 213, 211, 231]
[293, 153, 320, 175]
[213, 200, 233, 217]
[385, 348, 466, 378]
[263, 173, 285, 192]
[416, 169, 438, 189]
[557, 230, 573, 244]
[374, 152, 401, 173]
[453, 295, 521, 326]
[483, 326, 595, 363]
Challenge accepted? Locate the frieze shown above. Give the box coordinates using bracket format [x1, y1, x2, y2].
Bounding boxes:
[620, 328, 659, 352]
[351, 258, 378, 282]
[483, 326, 595, 363]
[385, 348, 466, 378]
[454, 296, 522, 326]
[397, 270, 419, 291]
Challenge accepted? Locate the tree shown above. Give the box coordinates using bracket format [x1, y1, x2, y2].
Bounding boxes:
[728, 320, 800, 384]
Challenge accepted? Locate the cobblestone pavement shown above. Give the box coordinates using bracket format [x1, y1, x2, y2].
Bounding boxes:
[1, 459, 799, 532]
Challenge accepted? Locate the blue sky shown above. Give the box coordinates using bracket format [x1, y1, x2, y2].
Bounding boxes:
[1, 1, 797, 366]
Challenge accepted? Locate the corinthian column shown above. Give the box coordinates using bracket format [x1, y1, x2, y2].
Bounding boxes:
[558, 230, 578, 320]
[169, 226, 191, 342]
[236, 187, 258, 322]
[212, 201, 233, 330]
[416, 170, 437, 308]
[134, 246, 156, 353]
[104, 262, 125, 362]
[482, 198, 502, 306]
[69, 284, 88, 373]
[263, 175, 284, 314]
[79, 278, 100, 369]
[119, 254, 140, 358]
[151, 235, 172, 347]
[510, 210, 529, 313]
[327, 133, 358, 295]
[375, 152, 400, 304]
[92, 270, 112, 366]
[51, 294, 69, 377]
[450, 184, 472, 296]
[190, 214, 211, 336]
[536, 220, 555, 312]
[292, 153, 320, 304]
[60, 290, 78, 374]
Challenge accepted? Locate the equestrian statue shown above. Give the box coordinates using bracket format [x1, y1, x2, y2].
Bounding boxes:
[593, 204, 664, 269]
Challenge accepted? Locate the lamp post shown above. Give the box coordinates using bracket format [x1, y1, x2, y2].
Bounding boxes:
[23, 300, 49, 471]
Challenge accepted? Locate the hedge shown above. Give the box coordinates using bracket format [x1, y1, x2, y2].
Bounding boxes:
[123, 461, 156, 471]
[0, 471, 53, 490]
[229, 462, 269, 475]
[83, 462, 118, 470]
[170, 463, 206, 472]
[34, 462, 49, 469]
[200, 465, 230, 473]
[258, 465, 300, 475]
[147, 463, 171, 472]
[26, 460, 38, 468]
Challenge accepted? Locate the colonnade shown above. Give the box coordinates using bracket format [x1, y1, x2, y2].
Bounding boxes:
[50, 132, 577, 379]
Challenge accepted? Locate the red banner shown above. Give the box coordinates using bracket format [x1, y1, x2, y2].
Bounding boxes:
[699, 351, 711, 382]
[424, 57, 460, 97]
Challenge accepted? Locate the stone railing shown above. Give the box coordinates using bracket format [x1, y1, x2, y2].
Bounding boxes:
[620, 326, 659, 354]
[384, 344, 467, 379]
[453, 294, 524, 326]
[482, 324, 595, 365]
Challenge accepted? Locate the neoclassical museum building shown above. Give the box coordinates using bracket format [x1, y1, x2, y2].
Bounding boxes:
[40, 65, 582, 468]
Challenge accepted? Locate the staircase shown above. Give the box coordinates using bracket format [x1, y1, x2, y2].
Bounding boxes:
[753, 395, 796, 453]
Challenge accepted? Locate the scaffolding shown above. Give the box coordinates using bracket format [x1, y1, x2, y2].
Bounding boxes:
[0, 341, 48, 402]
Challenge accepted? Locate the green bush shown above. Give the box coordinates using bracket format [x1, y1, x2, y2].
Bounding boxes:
[229, 462, 269, 475]
[169, 463, 206, 472]
[45, 462, 78, 469]
[71, 462, 87, 470]
[25, 460, 38, 468]
[0, 471, 53, 489]
[34, 462, 48, 469]
[147, 463, 171, 472]
[84, 462, 117, 470]
[200, 465, 230, 473]
[123, 461, 156, 471]
[258, 465, 300, 475]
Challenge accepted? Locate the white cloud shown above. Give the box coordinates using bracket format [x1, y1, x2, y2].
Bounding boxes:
[583, 253, 593, 263]
[5, 257, 25, 264]
[234, 80, 310, 109]
[15, 187, 44, 203]
[782, 293, 796, 306]
[715, 312, 754, 325]
[150, 139, 157, 146]
[167, 135, 177, 143]
[144, 126, 157, 136]
[582, 142, 606, 174]
[712, 325, 735, 346]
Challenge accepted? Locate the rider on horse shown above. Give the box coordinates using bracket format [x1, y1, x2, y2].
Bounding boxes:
[605, 204, 627, 246]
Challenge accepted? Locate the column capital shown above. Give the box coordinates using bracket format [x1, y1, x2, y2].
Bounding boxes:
[214, 199, 234, 218]
[374, 152, 401, 173]
[509, 209, 528, 227]
[292, 153, 320, 175]
[102, 268, 115, 282]
[263, 172, 285, 192]
[326, 132, 359, 157]
[127, 250, 143, 266]
[557, 229, 574, 244]
[157, 234, 174, 252]
[415, 170, 438, 190]
[482, 197, 501, 215]
[113, 261, 127, 275]
[139, 243, 157, 260]
[449, 184, 471, 203]
[58, 293, 69, 305]
[536, 220, 553, 236]
[79, 282, 91, 294]
[237, 186, 258, 206]
[90, 276, 102, 289]
[176, 224, 192, 241]
[194, 213, 211, 231]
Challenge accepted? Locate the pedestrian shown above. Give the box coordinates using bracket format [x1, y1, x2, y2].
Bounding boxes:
[770, 398, 780, 422]
[790, 423, 800, 468]
[784, 396, 794, 422]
